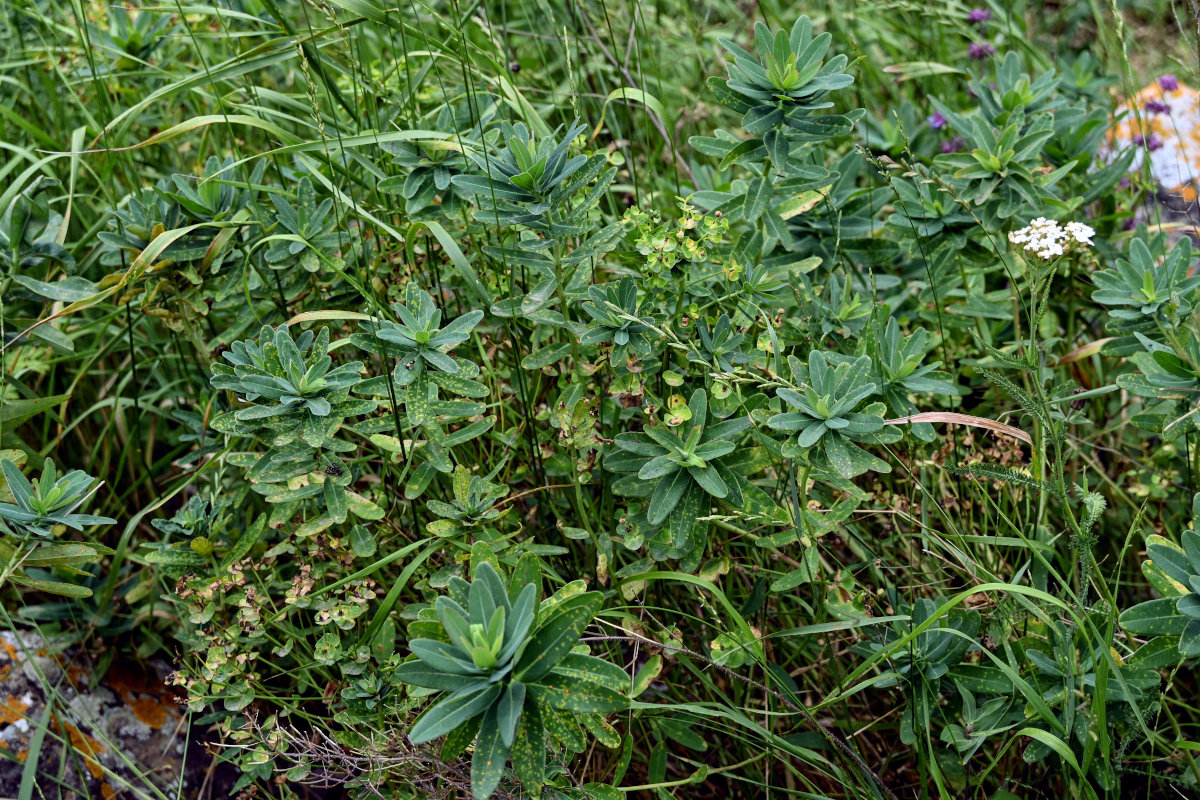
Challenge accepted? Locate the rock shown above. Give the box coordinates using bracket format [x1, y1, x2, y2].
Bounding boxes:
[1108, 78, 1200, 207]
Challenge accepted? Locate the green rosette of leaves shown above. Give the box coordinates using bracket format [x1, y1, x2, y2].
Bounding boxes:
[1122, 495, 1200, 657]
[853, 596, 983, 746]
[453, 120, 593, 231]
[605, 388, 753, 565]
[864, 317, 961, 443]
[209, 325, 377, 528]
[210, 324, 368, 446]
[767, 350, 895, 479]
[263, 176, 345, 273]
[1092, 238, 1199, 330]
[0, 458, 115, 597]
[358, 283, 484, 393]
[579, 276, 658, 370]
[424, 465, 509, 540]
[394, 562, 627, 799]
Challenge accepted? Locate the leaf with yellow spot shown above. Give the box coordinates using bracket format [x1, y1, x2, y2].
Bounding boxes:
[537, 579, 588, 619]
[511, 696, 545, 791]
[580, 713, 621, 748]
[540, 702, 585, 752]
[631, 656, 662, 697]
[527, 673, 628, 713]
[470, 704, 510, 800]
[1145, 534, 1190, 597]
[440, 714, 480, 762]
[553, 653, 630, 693]
[515, 592, 603, 682]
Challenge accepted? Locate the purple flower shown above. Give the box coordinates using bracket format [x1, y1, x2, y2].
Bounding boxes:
[967, 8, 991, 24]
[1134, 133, 1164, 151]
[941, 136, 967, 154]
[1118, 176, 1132, 190]
[927, 111, 947, 129]
[1145, 98, 1170, 115]
[968, 42, 996, 61]
[1159, 74, 1179, 92]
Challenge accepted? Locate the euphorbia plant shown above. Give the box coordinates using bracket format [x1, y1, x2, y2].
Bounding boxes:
[864, 317, 961, 442]
[0, 458, 115, 597]
[689, 15, 858, 251]
[210, 324, 365, 434]
[580, 276, 658, 370]
[1092, 237, 1198, 330]
[356, 283, 484, 388]
[606, 388, 758, 565]
[767, 351, 892, 479]
[209, 325, 378, 530]
[394, 562, 627, 799]
[1121, 494, 1200, 656]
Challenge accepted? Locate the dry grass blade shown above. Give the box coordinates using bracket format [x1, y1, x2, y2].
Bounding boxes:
[883, 412, 1033, 445]
[1054, 337, 1115, 366]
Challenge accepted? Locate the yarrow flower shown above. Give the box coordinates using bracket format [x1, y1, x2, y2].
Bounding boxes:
[1159, 74, 1179, 92]
[927, 111, 947, 129]
[1145, 98, 1170, 115]
[968, 42, 995, 60]
[967, 8, 991, 24]
[1008, 218, 1095, 260]
[1064, 221, 1095, 246]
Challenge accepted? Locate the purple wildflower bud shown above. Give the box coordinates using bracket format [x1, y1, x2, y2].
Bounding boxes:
[1134, 133, 1164, 151]
[1158, 74, 1179, 92]
[1118, 177, 1132, 190]
[1122, 217, 1137, 231]
[941, 136, 967, 154]
[1145, 99, 1170, 115]
[968, 42, 996, 61]
[927, 111, 947, 129]
[967, 8, 991, 24]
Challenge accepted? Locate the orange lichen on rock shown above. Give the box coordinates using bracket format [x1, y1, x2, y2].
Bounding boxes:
[0, 633, 187, 795]
[51, 715, 108, 779]
[106, 667, 182, 731]
[0, 693, 31, 725]
[1107, 79, 1200, 201]
[127, 695, 173, 729]
[65, 664, 90, 691]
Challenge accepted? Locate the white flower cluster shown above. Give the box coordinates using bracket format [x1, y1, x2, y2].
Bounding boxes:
[1064, 221, 1095, 246]
[1007, 217, 1095, 260]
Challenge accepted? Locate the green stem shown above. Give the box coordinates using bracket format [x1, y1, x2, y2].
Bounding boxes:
[797, 462, 813, 539]
[573, 446, 595, 538]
